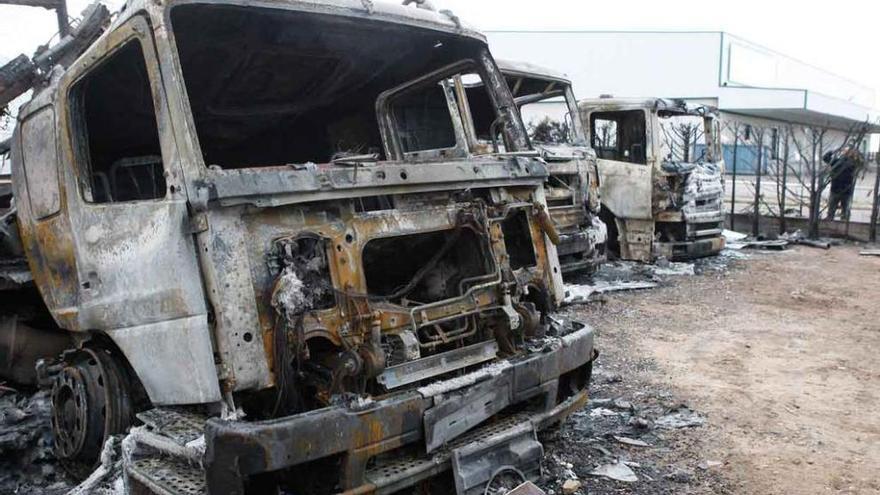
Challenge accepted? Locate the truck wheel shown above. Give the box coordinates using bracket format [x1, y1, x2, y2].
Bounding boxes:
[50, 347, 133, 475]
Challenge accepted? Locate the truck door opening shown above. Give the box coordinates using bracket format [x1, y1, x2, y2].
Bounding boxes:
[590, 110, 646, 164]
[69, 41, 166, 203]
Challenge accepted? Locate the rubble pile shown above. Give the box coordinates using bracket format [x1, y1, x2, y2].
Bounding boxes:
[0, 388, 73, 494]
[538, 368, 729, 495]
[563, 250, 743, 306]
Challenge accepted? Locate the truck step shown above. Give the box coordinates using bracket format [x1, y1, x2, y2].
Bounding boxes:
[364, 412, 535, 494]
[124, 408, 210, 494]
[127, 457, 206, 495]
[136, 408, 207, 448]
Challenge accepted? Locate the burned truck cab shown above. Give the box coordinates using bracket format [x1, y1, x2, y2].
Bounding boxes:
[446, 59, 607, 276]
[9, 0, 595, 493]
[580, 98, 725, 262]
[498, 61, 607, 275]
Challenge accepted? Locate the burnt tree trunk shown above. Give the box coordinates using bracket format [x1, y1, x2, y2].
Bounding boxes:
[808, 137, 822, 239]
[729, 128, 739, 231]
[780, 132, 790, 234]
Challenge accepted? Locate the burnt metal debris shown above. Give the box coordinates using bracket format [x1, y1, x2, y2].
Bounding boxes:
[0, 0, 601, 493]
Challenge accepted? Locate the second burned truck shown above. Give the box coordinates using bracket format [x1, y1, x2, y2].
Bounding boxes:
[581, 98, 726, 262]
[446, 60, 607, 275]
[0, 0, 598, 493]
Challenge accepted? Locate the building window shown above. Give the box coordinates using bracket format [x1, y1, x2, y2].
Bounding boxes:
[721, 144, 769, 175]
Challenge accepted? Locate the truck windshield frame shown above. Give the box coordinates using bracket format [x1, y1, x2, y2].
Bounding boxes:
[511, 79, 585, 147]
[657, 109, 718, 165]
[167, 2, 527, 170]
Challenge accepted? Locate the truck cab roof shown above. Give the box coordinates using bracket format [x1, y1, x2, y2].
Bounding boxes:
[494, 59, 571, 85]
[113, 0, 482, 40]
[579, 97, 719, 116]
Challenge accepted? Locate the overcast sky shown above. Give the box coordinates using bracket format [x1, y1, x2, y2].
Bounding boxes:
[1, 0, 878, 103]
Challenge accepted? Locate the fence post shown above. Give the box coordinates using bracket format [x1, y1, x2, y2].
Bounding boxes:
[729, 126, 739, 231]
[870, 152, 880, 243]
[780, 131, 789, 234]
[752, 131, 764, 237]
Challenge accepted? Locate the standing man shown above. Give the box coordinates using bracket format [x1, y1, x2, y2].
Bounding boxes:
[826, 148, 862, 221]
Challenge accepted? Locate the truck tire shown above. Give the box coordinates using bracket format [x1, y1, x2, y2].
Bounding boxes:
[50, 346, 133, 476]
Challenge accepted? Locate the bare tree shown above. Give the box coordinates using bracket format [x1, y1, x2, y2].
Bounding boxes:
[0, 107, 11, 133]
[735, 123, 802, 237]
[594, 120, 616, 150]
[761, 126, 806, 235]
[660, 120, 704, 163]
[776, 131, 791, 233]
[727, 122, 775, 236]
[724, 121, 744, 231]
[749, 126, 769, 236]
[787, 122, 870, 239]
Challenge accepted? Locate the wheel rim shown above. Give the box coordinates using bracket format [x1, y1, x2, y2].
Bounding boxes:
[51, 366, 92, 460]
[50, 347, 132, 471]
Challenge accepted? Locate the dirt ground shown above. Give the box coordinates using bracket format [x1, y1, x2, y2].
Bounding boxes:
[544, 245, 880, 495]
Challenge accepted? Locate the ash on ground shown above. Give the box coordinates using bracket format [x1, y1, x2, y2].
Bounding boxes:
[0, 388, 75, 494]
[563, 250, 744, 306]
[537, 363, 732, 495]
[538, 256, 750, 495]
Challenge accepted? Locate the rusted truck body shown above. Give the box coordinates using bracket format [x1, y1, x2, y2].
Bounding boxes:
[2, 0, 597, 493]
[579, 98, 725, 261]
[450, 60, 607, 275]
[0, 165, 72, 386]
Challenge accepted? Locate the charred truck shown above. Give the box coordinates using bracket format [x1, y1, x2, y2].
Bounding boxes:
[0, 0, 598, 493]
[579, 98, 725, 262]
[443, 60, 606, 275]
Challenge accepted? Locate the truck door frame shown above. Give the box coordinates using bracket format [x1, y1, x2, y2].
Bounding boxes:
[54, 14, 220, 405]
[587, 107, 656, 261]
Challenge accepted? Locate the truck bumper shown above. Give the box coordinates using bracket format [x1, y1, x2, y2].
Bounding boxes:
[556, 216, 608, 275]
[557, 230, 606, 274]
[654, 235, 725, 261]
[204, 323, 597, 495]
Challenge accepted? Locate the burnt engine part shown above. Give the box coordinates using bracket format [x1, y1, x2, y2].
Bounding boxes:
[514, 302, 542, 339]
[268, 235, 336, 414]
[269, 235, 335, 314]
[381, 331, 421, 367]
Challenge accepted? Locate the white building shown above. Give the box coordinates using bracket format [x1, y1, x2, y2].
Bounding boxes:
[487, 31, 877, 129]
[487, 31, 880, 224]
